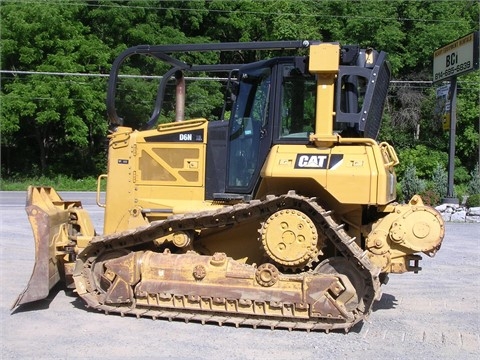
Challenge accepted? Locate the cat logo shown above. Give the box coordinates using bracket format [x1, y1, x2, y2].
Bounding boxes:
[294, 154, 343, 169]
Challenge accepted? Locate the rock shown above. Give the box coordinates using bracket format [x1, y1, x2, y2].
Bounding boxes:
[444, 203, 460, 210]
[435, 204, 448, 212]
[441, 213, 452, 222]
[444, 207, 454, 214]
[467, 207, 480, 216]
[450, 210, 467, 222]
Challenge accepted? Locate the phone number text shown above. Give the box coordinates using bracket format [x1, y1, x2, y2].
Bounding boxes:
[435, 61, 472, 80]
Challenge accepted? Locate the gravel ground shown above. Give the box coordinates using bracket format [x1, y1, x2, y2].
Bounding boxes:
[1, 191, 478, 360]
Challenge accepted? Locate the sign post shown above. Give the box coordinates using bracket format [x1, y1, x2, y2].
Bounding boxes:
[433, 32, 479, 204]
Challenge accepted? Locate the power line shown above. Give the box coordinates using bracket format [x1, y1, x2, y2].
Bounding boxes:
[1, 70, 110, 78]
[3, 69, 478, 87]
[1, 0, 475, 24]
[0, 70, 232, 81]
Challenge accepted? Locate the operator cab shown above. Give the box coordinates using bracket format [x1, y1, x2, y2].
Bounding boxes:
[223, 57, 314, 197]
[211, 46, 389, 201]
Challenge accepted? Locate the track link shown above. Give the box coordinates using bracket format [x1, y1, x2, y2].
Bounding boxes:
[73, 192, 380, 332]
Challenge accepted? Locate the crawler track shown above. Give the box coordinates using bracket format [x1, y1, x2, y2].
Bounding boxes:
[73, 192, 380, 332]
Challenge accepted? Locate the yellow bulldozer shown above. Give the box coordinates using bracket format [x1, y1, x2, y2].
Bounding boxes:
[13, 40, 444, 332]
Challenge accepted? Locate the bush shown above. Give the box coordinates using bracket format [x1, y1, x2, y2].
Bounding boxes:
[454, 184, 468, 205]
[395, 182, 403, 202]
[420, 189, 441, 206]
[397, 145, 447, 179]
[467, 164, 480, 195]
[422, 163, 448, 206]
[466, 194, 480, 208]
[401, 164, 426, 202]
[430, 164, 447, 199]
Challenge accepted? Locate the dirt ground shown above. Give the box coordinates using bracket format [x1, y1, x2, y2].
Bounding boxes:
[1, 191, 478, 359]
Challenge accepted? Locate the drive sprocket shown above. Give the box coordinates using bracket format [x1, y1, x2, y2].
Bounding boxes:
[259, 209, 323, 269]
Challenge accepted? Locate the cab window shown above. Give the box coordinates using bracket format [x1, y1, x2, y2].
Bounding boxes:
[227, 67, 271, 189]
[279, 66, 316, 140]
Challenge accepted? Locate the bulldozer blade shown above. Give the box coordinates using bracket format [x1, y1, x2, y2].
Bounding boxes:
[12, 187, 71, 309]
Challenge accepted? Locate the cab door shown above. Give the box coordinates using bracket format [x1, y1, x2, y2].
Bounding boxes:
[225, 63, 274, 196]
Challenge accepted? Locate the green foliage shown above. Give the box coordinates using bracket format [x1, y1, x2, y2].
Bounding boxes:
[396, 145, 470, 190]
[453, 162, 471, 185]
[455, 183, 468, 205]
[1, 0, 479, 188]
[316, 0, 406, 74]
[0, 175, 99, 191]
[422, 163, 448, 206]
[1, 1, 110, 176]
[465, 194, 480, 208]
[419, 189, 440, 207]
[396, 1, 476, 75]
[431, 163, 448, 198]
[400, 164, 426, 202]
[378, 113, 414, 149]
[468, 164, 480, 195]
[456, 72, 480, 171]
[397, 145, 447, 179]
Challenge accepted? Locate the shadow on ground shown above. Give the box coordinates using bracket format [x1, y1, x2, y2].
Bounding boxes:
[373, 293, 398, 311]
[10, 283, 65, 314]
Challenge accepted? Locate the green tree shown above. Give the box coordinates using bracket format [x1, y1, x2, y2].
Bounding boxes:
[401, 163, 426, 202]
[315, 0, 405, 73]
[1, 1, 110, 176]
[468, 164, 480, 195]
[427, 163, 448, 205]
[398, 0, 477, 75]
[455, 72, 480, 171]
[1, 0, 479, 183]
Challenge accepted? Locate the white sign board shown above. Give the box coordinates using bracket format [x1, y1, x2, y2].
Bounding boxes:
[433, 32, 479, 83]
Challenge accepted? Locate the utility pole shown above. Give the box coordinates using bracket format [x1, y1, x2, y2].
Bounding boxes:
[444, 76, 458, 203]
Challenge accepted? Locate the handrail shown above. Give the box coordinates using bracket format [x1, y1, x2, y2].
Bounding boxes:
[379, 141, 400, 167]
[96, 174, 107, 208]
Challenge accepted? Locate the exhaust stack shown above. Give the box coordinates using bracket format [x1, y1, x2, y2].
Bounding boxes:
[175, 70, 185, 122]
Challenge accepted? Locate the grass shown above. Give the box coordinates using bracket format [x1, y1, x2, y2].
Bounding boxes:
[0, 175, 99, 191]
